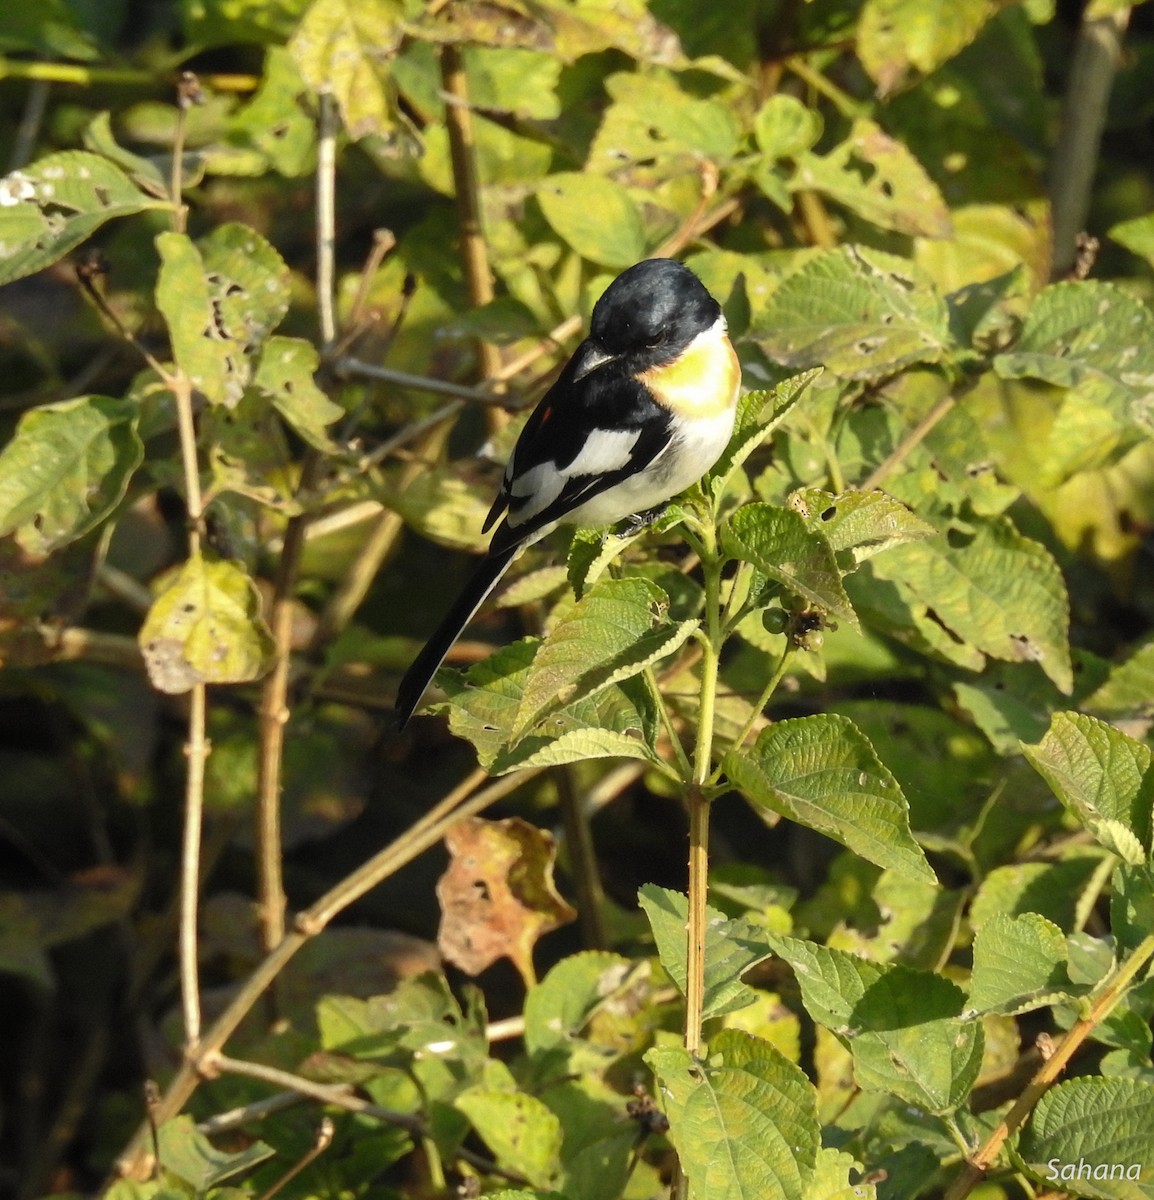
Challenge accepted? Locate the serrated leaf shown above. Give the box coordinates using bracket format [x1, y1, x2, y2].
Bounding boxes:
[795, 489, 935, 564]
[455, 1089, 563, 1191]
[969, 913, 1075, 1016]
[0, 151, 169, 286]
[723, 504, 858, 628]
[805, 1147, 876, 1200]
[289, 0, 406, 140]
[1022, 712, 1153, 862]
[138, 554, 275, 694]
[536, 172, 645, 268]
[1016, 1077, 1154, 1200]
[512, 577, 695, 736]
[638, 885, 775, 1020]
[868, 517, 1073, 691]
[724, 715, 934, 883]
[157, 1116, 274, 1189]
[794, 118, 951, 237]
[707, 370, 823, 500]
[769, 936, 982, 1114]
[971, 855, 1112, 934]
[858, 0, 999, 95]
[254, 336, 344, 450]
[648, 1029, 819, 1200]
[994, 282, 1154, 435]
[0, 395, 142, 555]
[753, 247, 951, 381]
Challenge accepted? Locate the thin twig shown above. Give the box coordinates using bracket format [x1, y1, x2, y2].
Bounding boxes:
[316, 90, 339, 349]
[556, 768, 608, 950]
[210, 1056, 528, 1186]
[859, 392, 957, 492]
[942, 933, 1154, 1200]
[9, 78, 50, 171]
[0, 57, 258, 90]
[335, 358, 501, 403]
[256, 1117, 334, 1200]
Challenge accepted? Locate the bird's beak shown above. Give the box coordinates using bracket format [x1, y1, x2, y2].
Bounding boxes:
[571, 339, 617, 381]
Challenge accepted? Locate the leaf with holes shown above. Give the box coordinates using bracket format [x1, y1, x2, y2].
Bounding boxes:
[0, 151, 170, 287]
[752, 246, 951, 381]
[138, 554, 275, 694]
[255, 336, 344, 450]
[0, 395, 142, 556]
[795, 489, 935, 564]
[865, 517, 1073, 692]
[793, 118, 951, 237]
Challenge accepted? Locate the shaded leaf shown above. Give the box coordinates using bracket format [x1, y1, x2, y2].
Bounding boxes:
[638, 885, 775, 1019]
[968, 913, 1075, 1015]
[0, 395, 142, 555]
[255, 336, 344, 450]
[724, 715, 934, 883]
[138, 554, 275, 694]
[0, 151, 169, 286]
[753, 247, 951, 381]
[157, 1116, 273, 1189]
[437, 816, 576, 987]
[648, 1029, 819, 1200]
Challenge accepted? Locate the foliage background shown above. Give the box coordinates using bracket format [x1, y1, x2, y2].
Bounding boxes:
[3, 0, 1154, 1198]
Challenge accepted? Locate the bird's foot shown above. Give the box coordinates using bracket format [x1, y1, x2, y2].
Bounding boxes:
[621, 504, 669, 535]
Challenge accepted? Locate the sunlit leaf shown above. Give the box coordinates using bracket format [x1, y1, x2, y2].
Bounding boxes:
[537, 173, 646, 267]
[455, 1088, 563, 1191]
[968, 913, 1076, 1015]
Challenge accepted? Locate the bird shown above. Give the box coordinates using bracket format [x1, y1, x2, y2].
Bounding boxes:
[395, 257, 741, 727]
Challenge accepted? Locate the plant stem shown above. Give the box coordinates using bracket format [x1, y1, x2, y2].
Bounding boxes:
[721, 641, 792, 766]
[0, 57, 258, 90]
[859, 392, 956, 492]
[315, 90, 339, 349]
[556, 768, 608, 950]
[942, 932, 1154, 1200]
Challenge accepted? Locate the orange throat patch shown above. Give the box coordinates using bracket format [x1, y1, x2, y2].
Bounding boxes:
[639, 326, 741, 419]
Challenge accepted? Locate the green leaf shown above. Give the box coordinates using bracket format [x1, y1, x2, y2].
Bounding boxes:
[858, 0, 999, 95]
[1084, 639, 1154, 719]
[226, 46, 316, 176]
[455, 1089, 563, 1191]
[994, 282, 1154, 437]
[254, 336, 344, 450]
[805, 1147, 877, 1200]
[638, 885, 775, 1019]
[289, 0, 407, 140]
[724, 715, 935, 883]
[867, 517, 1073, 692]
[769, 936, 982, 1114]
[523, 950, 635, 1055]
[157, 1115, 273, 1189]
[723, 504, 858, 628]
[1022, 712, 1153, 863]
[1110, 212, 1154, 269]
[753, 247, 951, 381]
[440, 642, 661, 773]
[181, 0, 311, 44]
[155, 224, 290, 406]
[795, 489, 936, 564]
[138, 554, 275, 694]
[512, 577, 695, 736]
[1112, 863, 1154, 953]
[971, 855, 1111, 933]
[0, 151, 169, 286]
[647, 1029, 819, 1200]
[1016, 1077, 1154, 1199]
[755, 95, 823, 161]
[707, 371, 823, 500]
[793, 118, 952, 237]
[0, 395, 142, 555]
[968, 913, 1075, 1016]
[536, 173, 646, 268]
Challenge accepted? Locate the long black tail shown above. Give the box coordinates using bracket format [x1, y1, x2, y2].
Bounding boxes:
[394, 544, 519, 727]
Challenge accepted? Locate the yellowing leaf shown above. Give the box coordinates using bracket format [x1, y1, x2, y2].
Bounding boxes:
[537, 172, 646, 267]
[0, 395, 142, 555]
[138, 554, 275, 693]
